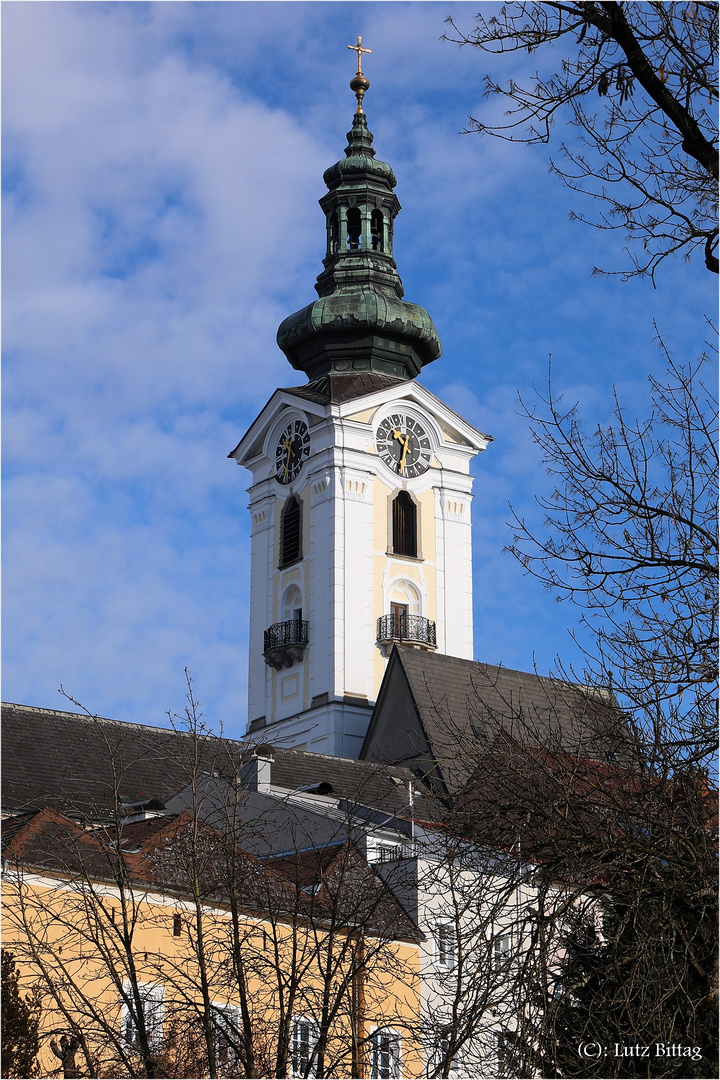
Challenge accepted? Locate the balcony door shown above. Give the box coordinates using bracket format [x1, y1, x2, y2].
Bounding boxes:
[390, 602, 408, 638]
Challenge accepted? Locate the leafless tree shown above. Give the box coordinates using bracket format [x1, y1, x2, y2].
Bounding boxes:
[444, 2, 718, 279]
[508, 348, 718, 773]
[424, 669, 719, 1079]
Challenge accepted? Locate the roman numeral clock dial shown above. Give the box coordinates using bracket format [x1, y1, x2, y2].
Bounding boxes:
[275, 419, 310, 484]
[376, 414, 431, 478]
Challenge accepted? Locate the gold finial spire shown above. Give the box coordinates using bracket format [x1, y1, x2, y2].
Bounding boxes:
[347, 36, 371, 114]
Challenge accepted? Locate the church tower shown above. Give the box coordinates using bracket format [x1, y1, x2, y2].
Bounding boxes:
[230, 43, 490, 756]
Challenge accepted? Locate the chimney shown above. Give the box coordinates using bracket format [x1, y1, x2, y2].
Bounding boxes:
[240, 746, 274, 793]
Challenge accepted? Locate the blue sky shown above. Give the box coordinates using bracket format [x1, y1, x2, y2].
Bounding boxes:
[3, 1, 715, 736]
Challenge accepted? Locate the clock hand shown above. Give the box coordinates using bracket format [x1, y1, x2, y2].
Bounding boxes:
[390, 427, 408, 457]
[390, 428, 413, 473]
[399, 434, 411, 474]
[283, 438, 295, 479]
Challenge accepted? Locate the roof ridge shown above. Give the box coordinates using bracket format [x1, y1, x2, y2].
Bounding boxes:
[395, 647, 590, 688]
[2, 702, 245, 743]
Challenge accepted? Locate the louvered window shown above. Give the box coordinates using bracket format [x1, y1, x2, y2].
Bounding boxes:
[436, 922, 456, 971]
[392, 492, 417, 557]
[280, 497, 302, 566]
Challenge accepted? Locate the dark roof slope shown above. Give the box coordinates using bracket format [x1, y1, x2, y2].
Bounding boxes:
[2, 807, 115, 878]
[1, 702, 245, 820]
[362, 646, 628, 793]
[258, 743, 436, 820]
[268, 842, 422, 942]
[2, 702, 438, 824]
[279, 372, 405, 405]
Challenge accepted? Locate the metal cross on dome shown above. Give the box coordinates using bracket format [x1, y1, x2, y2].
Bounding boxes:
[347, 35, 371, 73]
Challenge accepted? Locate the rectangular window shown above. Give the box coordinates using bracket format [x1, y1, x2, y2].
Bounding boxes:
[121, 981, 164, 1051]
[367, 837, 406, 864]
[291, 1017, 318, 1078]
[376, 844, 402, 863]
[212, 1004, 242, 1067]
[437, 1035, 462, 1080]
[495, 1030, 515, 1077]
[436, 923, 456, 972]
[173, 913, 182, 937]
[494, 934, 513, 969]
[370, 1029, 401, 1079]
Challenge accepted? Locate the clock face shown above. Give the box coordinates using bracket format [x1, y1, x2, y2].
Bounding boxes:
[275, 419, 310, 484]
[376, 413, 432, 479]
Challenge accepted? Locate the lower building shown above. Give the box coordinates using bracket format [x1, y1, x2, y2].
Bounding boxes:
[2, 803, 422, 1079]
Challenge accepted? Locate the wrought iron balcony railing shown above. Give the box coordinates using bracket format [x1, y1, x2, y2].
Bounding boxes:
[263, 619, 309, 671]
[376, 613, 437, 649]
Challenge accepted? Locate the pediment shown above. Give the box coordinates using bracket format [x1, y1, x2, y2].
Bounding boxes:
[228, 390, 328, 466]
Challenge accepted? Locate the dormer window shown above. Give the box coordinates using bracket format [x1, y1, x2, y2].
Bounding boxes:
[347, 207, 361, 251]
[371, 209, 384, 252]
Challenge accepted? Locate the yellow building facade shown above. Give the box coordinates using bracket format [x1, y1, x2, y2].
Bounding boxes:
[2, 807, 421, 1079]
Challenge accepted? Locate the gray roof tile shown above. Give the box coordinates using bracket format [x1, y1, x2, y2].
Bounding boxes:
[363, 646, 626, 792]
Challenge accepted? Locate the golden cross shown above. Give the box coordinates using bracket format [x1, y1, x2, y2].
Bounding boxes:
[347, 36, 371, 74]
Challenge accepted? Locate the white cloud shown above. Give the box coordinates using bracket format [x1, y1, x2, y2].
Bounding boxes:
[4, 2, 715, 728]
[3, 2, 333, 727]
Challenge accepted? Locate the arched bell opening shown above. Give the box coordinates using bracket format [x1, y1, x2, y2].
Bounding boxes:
[392, 491, 417, 558]
[370, 209, 384, 252]
[328, 210, 340, 257]
[279, 496, 302, 568]
[347, 207, 361, 251]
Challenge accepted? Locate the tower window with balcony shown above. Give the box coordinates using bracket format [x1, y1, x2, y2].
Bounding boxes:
[280, 496, 302, 567]
[392, 491, 417, 558]
[370, 209, 384, 251]
[347, 207, 361, 251]
[264, 584, 309, 670]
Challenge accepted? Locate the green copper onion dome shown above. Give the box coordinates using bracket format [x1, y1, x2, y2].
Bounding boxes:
[277, 69, 441, 383]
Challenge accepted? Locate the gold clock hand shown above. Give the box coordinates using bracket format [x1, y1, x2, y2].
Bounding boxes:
[399, 434, 410, 474]
[392, 428, 409, 470]
[283, 439, 295, 479]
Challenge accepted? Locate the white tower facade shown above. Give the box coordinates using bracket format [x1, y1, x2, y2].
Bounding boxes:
[231, 378, 489, 756]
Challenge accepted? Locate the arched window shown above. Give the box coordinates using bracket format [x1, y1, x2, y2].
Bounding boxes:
[370, 209, 384, 252]
[329, 211, 339, 256]
[347, 207, 361, 251]
[392, 492, 417, 558]
[280, 496, 302, 567]
[282, 585, 302, 623]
